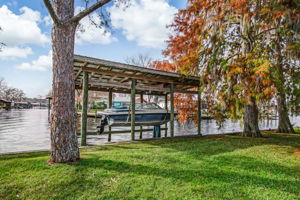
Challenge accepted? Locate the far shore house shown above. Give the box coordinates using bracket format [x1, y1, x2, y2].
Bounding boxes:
[0, 99, 12, 109]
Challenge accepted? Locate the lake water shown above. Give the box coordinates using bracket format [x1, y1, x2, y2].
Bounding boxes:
[0, 109, 299, 154]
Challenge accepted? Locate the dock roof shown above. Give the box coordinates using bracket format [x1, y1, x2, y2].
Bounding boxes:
[74, 55, 200, 95]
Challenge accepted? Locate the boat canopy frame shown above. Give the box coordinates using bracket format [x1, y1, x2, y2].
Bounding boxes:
[73, 55, 202, 145]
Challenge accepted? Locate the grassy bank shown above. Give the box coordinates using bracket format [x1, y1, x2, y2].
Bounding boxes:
[1, 132, 300, 200]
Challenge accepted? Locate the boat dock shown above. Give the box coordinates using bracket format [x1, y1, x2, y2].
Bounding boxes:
[73, 55, 203, 145]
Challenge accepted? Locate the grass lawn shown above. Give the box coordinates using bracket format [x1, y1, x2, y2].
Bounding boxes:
[1, 132, 300, 200]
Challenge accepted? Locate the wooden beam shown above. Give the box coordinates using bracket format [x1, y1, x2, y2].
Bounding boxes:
[131, 79, 136, 140]
[80, 80, 197, 94]
[108, 75, 117, 82]
[75, 62, 87, 80]
[75, 85, 167, 95]
[76, 85, 167, 95]
[139, 92, 143, 139]
[170, 83, 175, 137]
[108, 89, 113, 108]
[81, 71, 89, 146]
[165, 94, 168, 137]
[198, 87, 202, 136]
[108, 89, 113, 142]
[75, 70, 82, 80]
[97, 74, 105, 81]
[77, 128, 168, 135]
[120, 77, 129, 83]
[89, 80, 169, 93]
[93, 66, 104, 80]
[81, 66, 192, 85]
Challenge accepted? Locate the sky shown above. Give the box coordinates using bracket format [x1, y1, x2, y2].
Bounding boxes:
[0, 0, 187, 98]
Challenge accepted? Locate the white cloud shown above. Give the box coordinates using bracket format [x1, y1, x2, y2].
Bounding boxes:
[0, 46, 33, 59]
[43, 15, 53, 26]
[16, 51, 52, 72]
[0, 5, 49, 46]
[108, 0, 177, 48]
[75, 7, 116, 45]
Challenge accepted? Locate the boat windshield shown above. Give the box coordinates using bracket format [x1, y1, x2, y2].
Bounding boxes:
[112, 102, 130, 109]
[112, 102, 162, 110]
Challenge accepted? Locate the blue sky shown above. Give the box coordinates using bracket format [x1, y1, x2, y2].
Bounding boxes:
[0, 0, 187, 97]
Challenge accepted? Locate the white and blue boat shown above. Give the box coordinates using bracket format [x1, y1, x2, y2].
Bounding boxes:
[97, 102, 174, 133]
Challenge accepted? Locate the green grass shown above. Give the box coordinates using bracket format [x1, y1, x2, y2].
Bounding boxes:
[1, 132, 300, 200]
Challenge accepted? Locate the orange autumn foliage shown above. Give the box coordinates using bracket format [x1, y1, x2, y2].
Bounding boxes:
[150, 60, 198, 124]
[151, 60, 177, 72]
[158, 0, 282, 121]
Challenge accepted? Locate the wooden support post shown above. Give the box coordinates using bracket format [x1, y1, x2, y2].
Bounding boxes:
[131, 79, 136, 141]
[170, 83, 174, 137]
[108, 89, 112, 142]
[164, 94, 168, 137]
[109, 89, 113, 108]
[139, 126, 143, 139]
[81, 71, 89, 146]
[197, 86, 202, 136]
[139, 92, 143, 139]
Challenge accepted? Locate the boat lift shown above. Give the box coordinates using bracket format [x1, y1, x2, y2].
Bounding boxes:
[73, 55, 202, 145]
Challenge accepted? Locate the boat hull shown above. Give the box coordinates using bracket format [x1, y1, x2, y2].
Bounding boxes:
[96, 103, 177, 133]
[101, 112, 171, 127]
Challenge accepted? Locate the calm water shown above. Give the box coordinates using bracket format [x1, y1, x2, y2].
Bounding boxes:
[0, 109, 299, 154]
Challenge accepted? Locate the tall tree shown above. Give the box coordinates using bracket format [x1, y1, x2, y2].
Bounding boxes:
[43, 0, 125, 163]
[267, 0, 300, 133]
[163, 0, 280, 137]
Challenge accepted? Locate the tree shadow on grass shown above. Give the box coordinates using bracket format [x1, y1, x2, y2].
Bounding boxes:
[54, 133, 299, 199]
[30, 152, 299, 200]
[71, 154, 300, 197]
[0, 151, 49, 161]
[2, 152, 299, 200]
[143, 133, 300, 159]
[2, 133, 299, 200]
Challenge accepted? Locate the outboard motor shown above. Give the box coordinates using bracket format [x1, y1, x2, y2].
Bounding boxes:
[97, 115, 108, 134]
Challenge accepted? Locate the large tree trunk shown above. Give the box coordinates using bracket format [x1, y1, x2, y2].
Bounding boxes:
[240, 14, 261, 138]
[274, 26, 295, 134]
[277, 91, 295, 133]
[243, 98, 261, 137]
[50, 0, 79, 163]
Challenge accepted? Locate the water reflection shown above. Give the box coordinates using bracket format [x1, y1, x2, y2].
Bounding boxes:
[0, 109, 50, 154]
[0, 109, 299, 154]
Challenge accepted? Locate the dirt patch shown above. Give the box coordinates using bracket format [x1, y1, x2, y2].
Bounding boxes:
[293, 149, 300, 157]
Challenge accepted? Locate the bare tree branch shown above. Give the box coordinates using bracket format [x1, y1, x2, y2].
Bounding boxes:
[70, 0, 113, 23]
[0, 27, 5, 52]
[43, 0, 61, 25]
[125, 54, 153, 68]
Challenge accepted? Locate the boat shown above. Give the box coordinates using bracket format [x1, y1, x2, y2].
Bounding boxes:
[97, 102, 175, 133]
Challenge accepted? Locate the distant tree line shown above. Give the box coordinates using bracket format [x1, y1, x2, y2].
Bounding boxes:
[0, 77, 26, 102]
